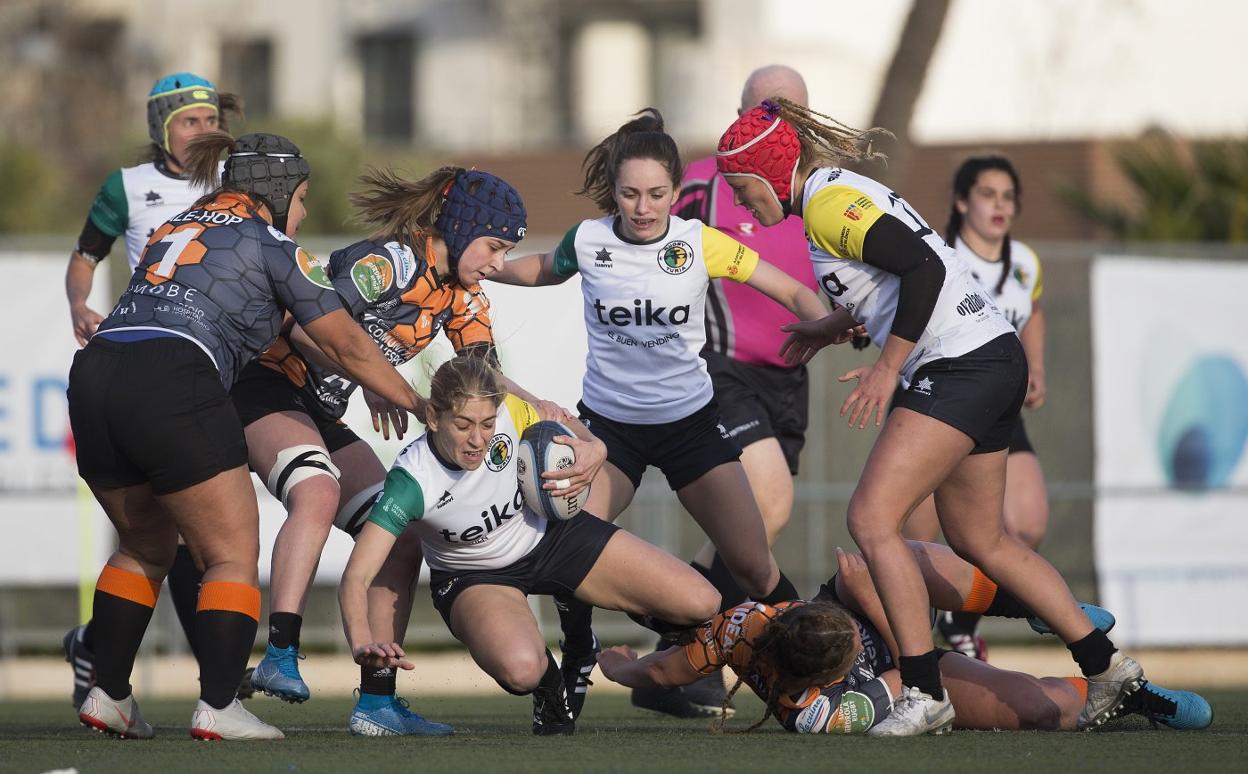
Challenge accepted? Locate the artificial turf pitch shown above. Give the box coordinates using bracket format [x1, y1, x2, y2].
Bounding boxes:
[1, 690, 1245, 773]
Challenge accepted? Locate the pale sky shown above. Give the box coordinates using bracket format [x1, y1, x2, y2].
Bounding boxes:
[762, 0, 1246, 143]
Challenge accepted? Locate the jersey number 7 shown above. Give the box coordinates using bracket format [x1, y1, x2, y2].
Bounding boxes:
[144, 223, 207, 283]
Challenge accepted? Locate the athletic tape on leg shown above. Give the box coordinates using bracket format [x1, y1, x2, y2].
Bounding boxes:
[265, 444, 341, 508]
[336, 482, 383, 536]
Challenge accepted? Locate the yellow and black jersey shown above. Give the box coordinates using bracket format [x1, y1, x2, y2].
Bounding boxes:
[802, 168, 1014, 387]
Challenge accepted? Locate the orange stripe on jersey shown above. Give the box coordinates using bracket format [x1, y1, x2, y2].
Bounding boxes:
[97, 565, 162, 608]
[197, 581, 262, 621]
[960, 567, 998, 613]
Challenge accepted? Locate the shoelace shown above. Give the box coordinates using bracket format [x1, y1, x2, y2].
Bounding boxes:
[1125, 682, 1177, 722]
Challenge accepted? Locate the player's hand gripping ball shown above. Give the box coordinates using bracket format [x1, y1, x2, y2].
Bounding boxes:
[517, 420, 588, 520]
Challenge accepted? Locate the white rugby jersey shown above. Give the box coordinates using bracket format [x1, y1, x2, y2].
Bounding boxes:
[954, 237, 1043, 333]
[367, 395, 547, 572]
[86, 161, 220, 268]
[801, 168, 1015, 387]
[552, 215, 759, 423]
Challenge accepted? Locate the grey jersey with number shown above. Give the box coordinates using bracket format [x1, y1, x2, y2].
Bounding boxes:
[95, 192, 343, 388]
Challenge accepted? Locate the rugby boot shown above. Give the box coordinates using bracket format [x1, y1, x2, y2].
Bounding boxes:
[63, 624, 96, 709]
[867, 686, 955, 736]
[559, 632, 600, 720]
[1079, 651, 1145, 730]
[190, 698, 284, 740]
[1028, 603, 1116, 637]
[937, 612, 988, 662]
[1121, 680, 1213, 730]
[78, 686, 154, 739]
[349, 692, 455, 737]
[683, 671, 735, 718]
[251, 643, 310, 703]
[532, 681, 576, 736]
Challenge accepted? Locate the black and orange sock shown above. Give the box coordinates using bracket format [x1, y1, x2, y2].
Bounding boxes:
[166, 545, 203, 658]
[268, 612, 303, 650]
[552, 593, 594, 653]
[960, 567, 1032, 619]
[92, 564, 162, 700]
[195, 581, 261, 710]
[1062, 676, 1090, 703]
[693, 554, 748, 611]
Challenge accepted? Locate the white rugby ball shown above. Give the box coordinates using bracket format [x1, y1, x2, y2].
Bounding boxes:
[517, 420, 588, 521]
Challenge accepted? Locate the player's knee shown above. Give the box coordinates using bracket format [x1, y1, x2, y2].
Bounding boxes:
[285, 476, 341, 529]
[493, 649, 547, 694]
[1019, 695, 1065, 730]
[847, 501, 892, 552]
[946, 530, 1006, 566]
[684, 583, 722, 622]
[265, 444, 341, 514]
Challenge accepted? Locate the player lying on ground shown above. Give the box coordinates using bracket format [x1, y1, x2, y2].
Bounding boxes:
[339, 354, 721, 736]
[598, 542, 1213, 734]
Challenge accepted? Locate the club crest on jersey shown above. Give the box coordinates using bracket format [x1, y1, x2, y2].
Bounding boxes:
[296, 247, 333, 289]
[486, 433, 513, 471]
[843, 203, 863, 222]
[352, 254, 394, 302]
[657, 240, 694, 275]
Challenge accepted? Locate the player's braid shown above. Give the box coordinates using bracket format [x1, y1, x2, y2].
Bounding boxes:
[770, 97, 891, 168]
[350, 166, 466, 242]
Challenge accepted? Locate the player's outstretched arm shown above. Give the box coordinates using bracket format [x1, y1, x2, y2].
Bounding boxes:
[339, 522, 413, 670]
[489, 250, 566, 287]
[302, 309, 425, 414]
[596, 644, 704, 690]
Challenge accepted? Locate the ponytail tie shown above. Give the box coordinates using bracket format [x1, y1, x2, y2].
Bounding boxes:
[760, 99, 782, 119]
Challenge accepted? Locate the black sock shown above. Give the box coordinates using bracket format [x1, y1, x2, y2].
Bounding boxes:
[757, 571, 799, 606]
[92, 590, 157, 701]
[898, 650, 945, 701]
[360, 664, 397, 696]
[166, 545, 203, 657]
[948, 611, 983, 633]
[553, 593, 594, 652]
[1068, 629, 1116, 677]
[195, 610, 258, 709]
[81, 619, 96, 652]
[539, 649, 563, 692]
[982, 589, 1032, 619]
[693, 554, 748, 611]
[268, 611, 303, 650]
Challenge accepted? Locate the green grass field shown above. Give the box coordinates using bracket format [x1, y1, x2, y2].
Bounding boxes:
[2, 690, 1245, 773]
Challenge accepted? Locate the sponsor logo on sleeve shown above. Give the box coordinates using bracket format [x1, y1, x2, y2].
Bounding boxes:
[352, 253, 395, 302]
[795, 695, 832, 734]
[296, 247, 333, 289]
[385, 241, 417, 287]
[830, 691, 876, 734]
[657, 240, 694, 275]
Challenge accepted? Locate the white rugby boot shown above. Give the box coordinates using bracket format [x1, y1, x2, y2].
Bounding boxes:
[190, 698, 285, 740]
[78, 685, 155, 739]
[867, 685, 955, 736]
[1079, 651, 1145, 730]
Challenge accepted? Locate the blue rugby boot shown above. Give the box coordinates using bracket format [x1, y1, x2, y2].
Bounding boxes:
[250, 643, 310, 703]
[1122, 680, 1213, 730]
[349, 692, 454, 736]
[1029, 603, 1116, 636]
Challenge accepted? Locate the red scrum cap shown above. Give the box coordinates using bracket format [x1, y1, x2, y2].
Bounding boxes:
[716, 100, 802, 214]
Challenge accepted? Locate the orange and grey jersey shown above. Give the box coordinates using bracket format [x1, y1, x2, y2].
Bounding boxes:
[684, 601, 896, 734]
[367, 395, 545, 572]
[94, 192, 343, 388]
[955, 237, 1043, 333]
[259, 234, 495, 419]
[802, 167, 1014, 388]
[552, 215, 759, 424]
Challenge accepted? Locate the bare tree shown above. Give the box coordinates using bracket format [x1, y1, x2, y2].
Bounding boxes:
[869, 0, 952, 187]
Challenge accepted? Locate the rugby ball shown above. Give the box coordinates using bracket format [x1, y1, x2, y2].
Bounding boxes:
[517, 420, 588, 521]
